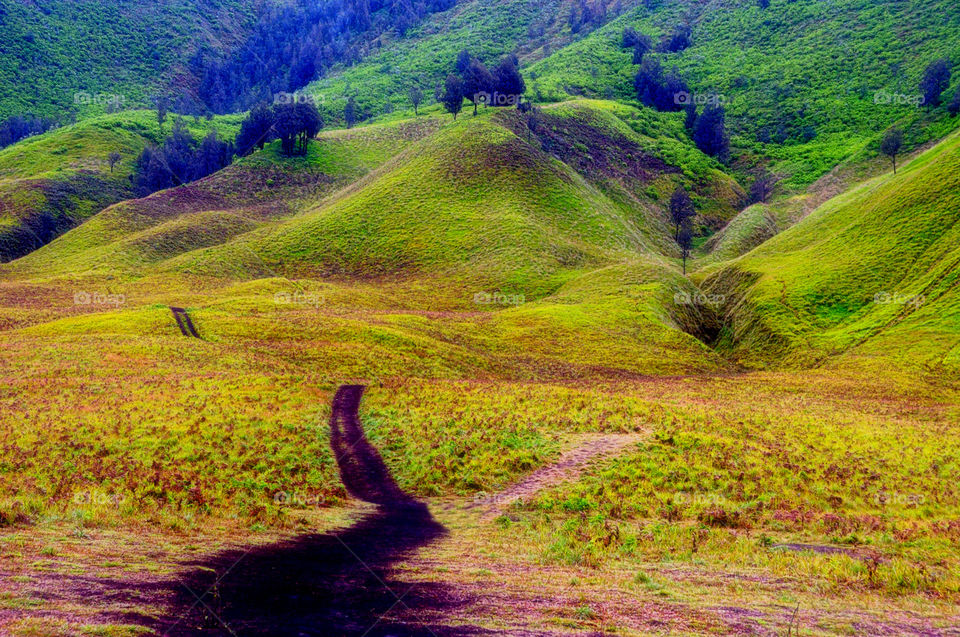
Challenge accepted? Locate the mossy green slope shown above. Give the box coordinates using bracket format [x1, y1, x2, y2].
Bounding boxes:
[0, 116, 438, 278]
[0, 111, 244, 263]
[703, 130, 960, 374]
[0, 0, 257, 119]
[527, 0, 960, 190]
[167, 104, 727, 293]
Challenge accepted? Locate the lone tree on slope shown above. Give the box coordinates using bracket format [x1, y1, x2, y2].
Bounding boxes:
[344, 96, 357, 129]
[880, 127, 904, 174]
[156, 97, 169, 134]
[920, 59, 952, 107]
[669, 186, 695, 241]
[442, 74, 464, 120]
[948, 86, 960, 117]
[408, 85, 423, 116]
[692, 104, 729, 161]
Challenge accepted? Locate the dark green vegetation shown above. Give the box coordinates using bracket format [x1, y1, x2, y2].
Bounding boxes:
[304, 0, 645, 125]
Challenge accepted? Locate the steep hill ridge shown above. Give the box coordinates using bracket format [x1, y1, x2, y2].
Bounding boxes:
[703, 129, 960, 375]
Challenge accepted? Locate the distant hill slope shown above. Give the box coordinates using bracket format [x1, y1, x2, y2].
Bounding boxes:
[0, 111, 242, 263]
[0, 0, 258, 120]
[1, 101, 733, 377]
[703, 129, 960, 375]
[0, 114, 436, 275]
[302, 0, 645, 125]
[4, 101, 735, 280]
[528, 0, 960, 190]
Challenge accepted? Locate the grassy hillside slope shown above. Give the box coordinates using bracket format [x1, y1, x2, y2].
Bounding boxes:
[527, 0, 960, 190]
[0, 111, 243, 263]
[1, 101, 731, 378]
[303, 0, 645, 124]
[0, 0, 257, 119]
[703, 129, 960, 374]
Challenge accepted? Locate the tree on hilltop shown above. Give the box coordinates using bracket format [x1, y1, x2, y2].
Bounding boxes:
[493, 57, 526, 107]
[274, 102, 322, 156]
[235, 103, 275, 156]
[463, 59, 494, 115]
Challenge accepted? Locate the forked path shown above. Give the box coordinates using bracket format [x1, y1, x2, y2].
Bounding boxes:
[476, 433, 645, 520]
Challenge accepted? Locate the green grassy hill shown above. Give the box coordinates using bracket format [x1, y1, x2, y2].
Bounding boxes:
[1, 101, 732, 377]
[0, 111, 243, 263]
[302, 0, 645, 124]
[0, 0, 257, 120]
[702, 129, 960, 375]
[527, 0, 960, 190]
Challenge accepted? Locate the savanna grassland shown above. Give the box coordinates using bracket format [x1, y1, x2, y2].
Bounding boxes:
[1, 0, 960, 634]
[0, 96, 959, 634]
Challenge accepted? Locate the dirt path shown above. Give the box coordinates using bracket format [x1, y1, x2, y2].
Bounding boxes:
[156, 384, 467, 636]
[169, 306, 200, 338]
[474, 433, 645, 520]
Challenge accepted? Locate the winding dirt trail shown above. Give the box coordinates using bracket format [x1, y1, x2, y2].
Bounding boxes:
[474, 433, 645, 520]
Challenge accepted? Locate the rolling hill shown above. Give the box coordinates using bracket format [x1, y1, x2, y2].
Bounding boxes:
[0, 111, 243, 263]
[0, 100, 733, 377]
[703, 128, 960, 374]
